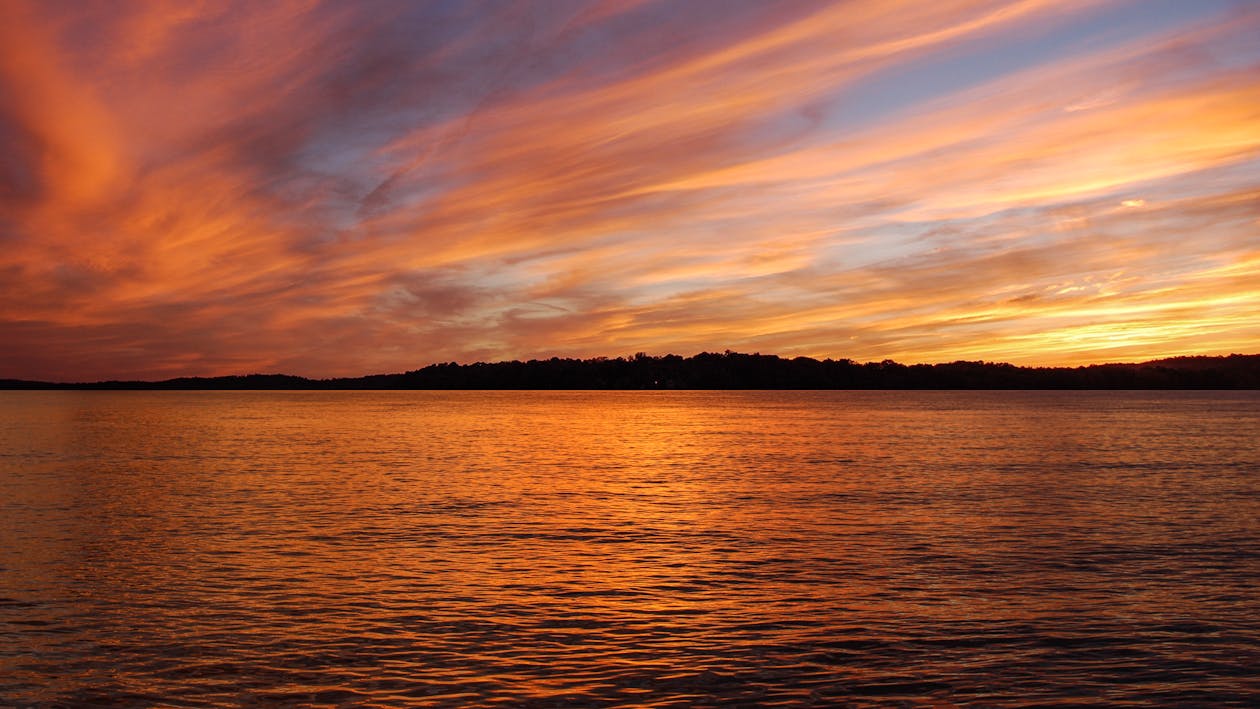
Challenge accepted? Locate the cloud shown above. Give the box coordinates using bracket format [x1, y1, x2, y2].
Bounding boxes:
[0, 0, 1257, 379]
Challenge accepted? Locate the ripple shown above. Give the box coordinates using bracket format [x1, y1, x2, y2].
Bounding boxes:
[2, 390, 1259, 705]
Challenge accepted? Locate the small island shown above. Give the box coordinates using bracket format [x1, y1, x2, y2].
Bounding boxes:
[3, 352, 1257, 390]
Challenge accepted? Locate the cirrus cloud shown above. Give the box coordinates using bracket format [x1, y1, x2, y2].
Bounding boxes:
[1, 0, 1257, 380]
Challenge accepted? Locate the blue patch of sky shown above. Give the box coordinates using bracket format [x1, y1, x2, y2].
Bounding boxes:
[1134, 157, 1260, 205]
[815, 0, 1238, 135]
[812, 221, 929, 272]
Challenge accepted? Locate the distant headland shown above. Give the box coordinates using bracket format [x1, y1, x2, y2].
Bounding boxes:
[2, 352, 1258, 389]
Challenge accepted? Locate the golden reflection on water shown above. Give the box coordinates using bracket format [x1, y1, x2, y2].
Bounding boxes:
[1, 391, 1259, 705]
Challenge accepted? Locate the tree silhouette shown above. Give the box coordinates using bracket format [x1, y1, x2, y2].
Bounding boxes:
[2, 353, 1257, 389]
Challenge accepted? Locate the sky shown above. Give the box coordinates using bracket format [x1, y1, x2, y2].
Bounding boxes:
[1, 0, 1258, 381]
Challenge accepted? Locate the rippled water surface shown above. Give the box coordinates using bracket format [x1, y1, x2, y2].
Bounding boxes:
[2, 390, 1259, 707]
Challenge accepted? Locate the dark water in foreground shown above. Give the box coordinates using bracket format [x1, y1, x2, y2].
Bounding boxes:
[1, 391, 1258, 707]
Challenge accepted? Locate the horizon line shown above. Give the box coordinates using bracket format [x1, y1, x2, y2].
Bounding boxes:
[4, 350, 1257, 387]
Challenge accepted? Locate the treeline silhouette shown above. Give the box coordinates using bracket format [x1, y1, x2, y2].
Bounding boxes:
[3, 352, 1258, 389]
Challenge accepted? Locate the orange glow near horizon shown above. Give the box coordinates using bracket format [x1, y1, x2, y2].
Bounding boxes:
[1, 0, 1258, 380]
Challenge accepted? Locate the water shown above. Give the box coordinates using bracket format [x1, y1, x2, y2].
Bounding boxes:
[1, 390, 1258, 707]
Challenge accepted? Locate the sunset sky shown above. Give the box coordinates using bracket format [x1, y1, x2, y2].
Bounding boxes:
[2, 0, 1257, 380]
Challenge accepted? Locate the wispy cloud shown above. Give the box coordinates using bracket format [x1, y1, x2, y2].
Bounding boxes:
[1, 0, 1256, 379]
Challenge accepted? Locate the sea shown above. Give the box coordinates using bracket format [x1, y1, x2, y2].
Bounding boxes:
[1, 390, 1258, 706]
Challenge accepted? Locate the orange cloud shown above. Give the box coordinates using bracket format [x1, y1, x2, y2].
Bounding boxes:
[0, 0, 1256, 380]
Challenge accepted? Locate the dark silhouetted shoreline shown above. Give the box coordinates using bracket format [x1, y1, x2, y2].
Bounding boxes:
[2, 352, 1258, 389]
